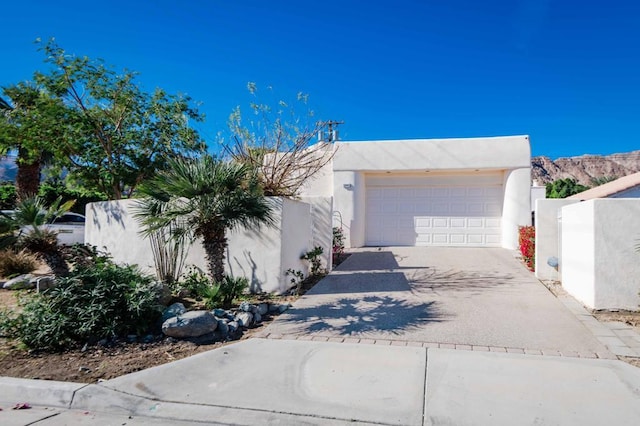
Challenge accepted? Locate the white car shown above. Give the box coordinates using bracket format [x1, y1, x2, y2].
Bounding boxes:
[1, 210, 86, 246]
[46, 212, 86, 245]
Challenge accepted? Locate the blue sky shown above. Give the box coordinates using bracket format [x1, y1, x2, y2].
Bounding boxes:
[3, 0, 640, 158]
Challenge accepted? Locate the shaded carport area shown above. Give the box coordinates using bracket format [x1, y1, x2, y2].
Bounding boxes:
[264, 247, 610, 355]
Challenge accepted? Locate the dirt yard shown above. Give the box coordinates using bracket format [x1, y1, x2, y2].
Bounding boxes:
[0, 288, 287, 383]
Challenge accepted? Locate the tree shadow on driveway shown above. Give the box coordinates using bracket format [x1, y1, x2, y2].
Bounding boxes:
[280, 295, 446, 337]
[407, 269, 518, 297]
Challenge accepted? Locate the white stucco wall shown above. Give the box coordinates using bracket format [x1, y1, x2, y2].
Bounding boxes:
[534, 199, 580, 281]
[501, 167, 531, 250]
[332, 136, 531, 171]
[300, 196, 333, 271]
[86, 197, 314, 294]
[530, 185, 546, 213]
[561, 199, 640, 310]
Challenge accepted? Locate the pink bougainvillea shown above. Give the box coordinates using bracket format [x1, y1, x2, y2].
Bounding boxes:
[518, 225, 535, 271]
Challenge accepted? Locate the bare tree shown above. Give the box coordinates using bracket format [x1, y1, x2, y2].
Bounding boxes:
[222, 83, 337, 197]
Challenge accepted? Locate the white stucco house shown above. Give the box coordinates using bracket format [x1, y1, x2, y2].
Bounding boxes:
[300, 135, 532, 250]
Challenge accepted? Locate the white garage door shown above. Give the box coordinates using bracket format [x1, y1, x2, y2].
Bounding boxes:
[365, 174, 503, 247]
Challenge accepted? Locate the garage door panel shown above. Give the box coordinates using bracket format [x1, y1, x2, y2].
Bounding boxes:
[467, 187, 484, 197]
[486, 218, 501, 228]
[433, 218, 448, 228]
[399, 204, 414, 213]
[450, 218, 466, 228]
[365, 177, 503, 247]
[433, 234, 448, 244]
[398, 217, 415, 229]
[450, 234, 465, 244]
[467, 218, 484, 228]
[415, 217, 432, 228]
[432, 203, 448, 214]
[485, 203, 502, 215]
[486, 234, 501, 244]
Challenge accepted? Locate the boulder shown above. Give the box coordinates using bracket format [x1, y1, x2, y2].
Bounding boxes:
[217, 319, 229, 336]
[257, 303, 269, 316]
[162, 311, 218, 338]
[236, 311, 254, 328]
[3, 274, 36, 290]
[238, 301, 253, 313]
[162, 303, 186, 323]
[212, 308, 227, 318]
[35, 276, 56, 292]
[227, 321, 239, 333]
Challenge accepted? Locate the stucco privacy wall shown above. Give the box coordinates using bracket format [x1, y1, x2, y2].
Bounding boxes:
[299, 196, 333, 271]
[534, 199, 580, 281]
[86, 197, 313, 294]
[561, 199, 640, 310]
[301, 136, 531, 249]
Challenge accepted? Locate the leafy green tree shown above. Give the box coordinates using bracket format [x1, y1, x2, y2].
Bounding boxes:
[34, 39, 207, 199]
[546, 178, 589, 199]
[0, 83, 70, 201]
[135, 155, 274, 282]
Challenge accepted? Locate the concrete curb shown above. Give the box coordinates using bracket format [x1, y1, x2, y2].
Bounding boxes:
[0, 376, 87, 408]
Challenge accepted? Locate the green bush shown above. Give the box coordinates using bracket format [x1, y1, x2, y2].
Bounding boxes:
[218, 275, 249, 309]
[177, 267, 248, 309]
[0, 182, 16, 210]
[0, 249, 40, 277]
[0, 261, 162, 351]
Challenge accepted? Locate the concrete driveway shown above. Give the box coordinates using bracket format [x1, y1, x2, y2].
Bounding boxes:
[263, 247, 611, 355]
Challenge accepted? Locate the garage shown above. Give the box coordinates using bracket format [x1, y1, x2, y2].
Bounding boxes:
[365, 173, 504, 247]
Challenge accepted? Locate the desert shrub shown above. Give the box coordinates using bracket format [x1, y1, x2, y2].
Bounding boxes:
[218, 275, 249, 309]
[61, 244, 112, 270]
[177, 266, 248, 309]
[179, 266, 212, 298]
[0, 261, 162, 351]
[301, 246, 325, 276]
[0, 249, 40, 277]
[518, 226, 535, 271]
[0, 182, 16, 210]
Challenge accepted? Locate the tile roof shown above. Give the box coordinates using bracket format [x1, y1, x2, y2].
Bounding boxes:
[567, 172, 640, 200]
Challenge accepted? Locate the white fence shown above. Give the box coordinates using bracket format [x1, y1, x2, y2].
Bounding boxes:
[85, 196, 332, 294]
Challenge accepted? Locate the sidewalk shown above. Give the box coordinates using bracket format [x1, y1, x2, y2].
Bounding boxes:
[2, 338, 640, 425]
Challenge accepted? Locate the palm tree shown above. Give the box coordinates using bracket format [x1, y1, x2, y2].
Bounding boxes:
[0, 83, 68, 201]
[0, 196, 74, 276]
[135, 155, 274, 282]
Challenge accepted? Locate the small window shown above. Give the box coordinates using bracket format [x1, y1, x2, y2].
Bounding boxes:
[52, 214, 86, 224]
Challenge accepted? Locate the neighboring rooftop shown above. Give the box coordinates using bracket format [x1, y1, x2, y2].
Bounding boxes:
[568, 172, 640, 200]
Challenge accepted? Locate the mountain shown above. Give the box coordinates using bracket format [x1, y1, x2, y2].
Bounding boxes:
[531, 151, 640, 186]
[0, 156, 17, 182]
